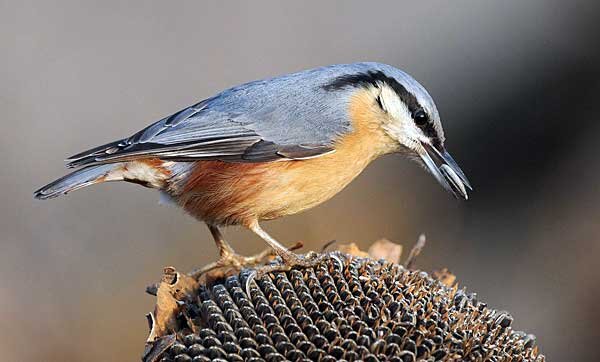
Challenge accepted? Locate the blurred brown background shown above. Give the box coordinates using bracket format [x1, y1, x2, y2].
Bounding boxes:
[2, 1, 599, 360]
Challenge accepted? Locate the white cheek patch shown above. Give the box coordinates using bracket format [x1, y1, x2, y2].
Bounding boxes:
[376, 84, 424, 149]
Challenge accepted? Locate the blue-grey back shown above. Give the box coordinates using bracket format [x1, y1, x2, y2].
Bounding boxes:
[67, 62, 435, 166]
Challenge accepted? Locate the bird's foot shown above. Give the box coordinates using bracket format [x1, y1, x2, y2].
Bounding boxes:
[245, 250, 326, 297]
[191, 249, 273, 279]
[191, 241, 303, 280]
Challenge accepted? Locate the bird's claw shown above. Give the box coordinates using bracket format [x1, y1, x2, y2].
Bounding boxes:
[191, 241, 305, 280]
[191, 248, 274, 279]
[244, 251, 326, 297]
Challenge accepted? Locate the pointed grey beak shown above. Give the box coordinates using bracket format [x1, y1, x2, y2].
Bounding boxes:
[418, 143, 472, 200]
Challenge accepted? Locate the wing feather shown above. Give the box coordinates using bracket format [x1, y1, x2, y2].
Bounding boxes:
[66, 65, 355, 168]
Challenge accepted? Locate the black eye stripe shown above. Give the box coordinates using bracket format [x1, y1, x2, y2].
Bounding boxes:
[375, 94, 384, 110]
[323, 70, 422, 114]
[323, 70, 441, 145]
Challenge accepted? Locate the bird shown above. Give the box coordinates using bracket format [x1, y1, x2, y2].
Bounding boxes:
[34, 62, 471, 275]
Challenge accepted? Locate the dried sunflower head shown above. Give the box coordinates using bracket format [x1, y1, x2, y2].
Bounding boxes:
[143, 251, 544, 362]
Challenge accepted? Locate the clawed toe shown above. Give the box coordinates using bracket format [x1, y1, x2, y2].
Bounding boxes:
[192, 241, 305, 280]
[244, 251, 326, 297]
[277, 249, 325, 268]
[191, 249, 275, 279]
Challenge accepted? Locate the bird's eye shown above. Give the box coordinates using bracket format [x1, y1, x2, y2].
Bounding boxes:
[413, 109, 428, 126]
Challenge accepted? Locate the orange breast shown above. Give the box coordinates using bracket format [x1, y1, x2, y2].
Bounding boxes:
[176, 89, 398, 226]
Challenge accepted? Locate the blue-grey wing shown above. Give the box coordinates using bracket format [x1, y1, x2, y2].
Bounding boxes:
[67, 67, 354, 168]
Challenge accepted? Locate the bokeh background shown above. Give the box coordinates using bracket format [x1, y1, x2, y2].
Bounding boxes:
[2, 1, 599, 360]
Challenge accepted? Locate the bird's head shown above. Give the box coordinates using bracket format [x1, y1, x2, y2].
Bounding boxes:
[323, 63, 472, 199]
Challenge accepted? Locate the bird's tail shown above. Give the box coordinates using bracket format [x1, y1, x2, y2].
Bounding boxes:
[34, 164, 122, 200]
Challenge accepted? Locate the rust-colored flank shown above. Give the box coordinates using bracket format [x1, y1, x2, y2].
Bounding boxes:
[179, 89, 398, 226]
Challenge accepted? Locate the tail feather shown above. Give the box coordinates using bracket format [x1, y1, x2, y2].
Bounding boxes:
[34, 164, 121, 200]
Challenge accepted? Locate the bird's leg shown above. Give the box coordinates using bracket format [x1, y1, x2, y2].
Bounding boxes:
[194, 224, 275, 276]
[244, 220, 325, 296]
[208, 224, 236, 261]
[248, 220, 325, 273]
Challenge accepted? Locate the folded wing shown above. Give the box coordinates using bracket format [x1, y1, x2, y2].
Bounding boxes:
[67, 70, 351, 168]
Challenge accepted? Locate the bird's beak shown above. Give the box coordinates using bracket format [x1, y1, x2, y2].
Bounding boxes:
[418, 142, 472, 200]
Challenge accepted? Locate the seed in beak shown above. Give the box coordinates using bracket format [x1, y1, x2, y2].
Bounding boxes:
[440, 164, 468, 200]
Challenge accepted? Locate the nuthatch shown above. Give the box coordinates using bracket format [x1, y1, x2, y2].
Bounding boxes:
[35, 62, 471, 273]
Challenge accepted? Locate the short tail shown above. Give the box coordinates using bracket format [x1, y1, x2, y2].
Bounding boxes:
[34, 164, 121, 200]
